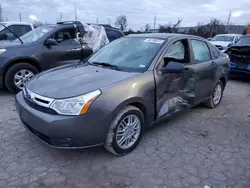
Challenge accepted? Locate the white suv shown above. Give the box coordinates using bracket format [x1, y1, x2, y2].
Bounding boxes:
[0, 22, 34, 41]
[210, 34, 242, 51]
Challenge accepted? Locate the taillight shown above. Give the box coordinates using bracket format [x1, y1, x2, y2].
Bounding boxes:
[226, 54, 231, 65]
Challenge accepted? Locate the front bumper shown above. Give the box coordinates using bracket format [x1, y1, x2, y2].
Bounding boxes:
[15, 92, 112, 148]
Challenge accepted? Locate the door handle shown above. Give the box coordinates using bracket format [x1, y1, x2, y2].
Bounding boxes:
[211, 61, 216, 66]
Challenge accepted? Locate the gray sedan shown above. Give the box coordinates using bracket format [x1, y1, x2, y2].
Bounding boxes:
[15, 33, 230, 155]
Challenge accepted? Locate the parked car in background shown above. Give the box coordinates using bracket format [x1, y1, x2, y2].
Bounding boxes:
[15, 33, 230, 155]
[0, 21, 124, 93]
[226, 35, 250, 77]
[210, 34, 242, 51]
[0, 22, 34, 41]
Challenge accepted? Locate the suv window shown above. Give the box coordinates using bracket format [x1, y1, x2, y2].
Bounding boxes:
[0, 26, 15, 40]
[52, 29, 76, 45]
[13, 25, 27, 37]
[25, 25, 32, 33]
[105, 29, 122, 42]
[190, 40, 211, 62]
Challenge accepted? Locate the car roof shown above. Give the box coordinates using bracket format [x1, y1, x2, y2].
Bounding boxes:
[127, 33, 205, 40]
[0, 22, 32, 26]
[215, 34, 242, 36]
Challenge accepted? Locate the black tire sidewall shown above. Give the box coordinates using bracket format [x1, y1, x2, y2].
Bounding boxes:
[5, 63, 38, 93]
[111, 108, 144, 155]
[211, 80, 224, 107]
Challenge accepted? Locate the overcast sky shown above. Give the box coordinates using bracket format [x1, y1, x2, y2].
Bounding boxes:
[1, 0, 250, 30]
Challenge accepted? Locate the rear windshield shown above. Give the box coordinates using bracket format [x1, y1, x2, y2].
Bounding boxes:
[211, 35, 234, 42]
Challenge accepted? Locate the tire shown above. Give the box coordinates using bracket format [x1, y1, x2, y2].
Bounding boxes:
[104, 106, 145, 156]
[5, 63, 38, 93]
[204, 80, 224, 108]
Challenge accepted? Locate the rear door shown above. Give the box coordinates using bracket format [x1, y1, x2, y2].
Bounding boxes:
[154, 38, 196, 119]
[42, 28, 82, 68]
[188, 39, 216, 102]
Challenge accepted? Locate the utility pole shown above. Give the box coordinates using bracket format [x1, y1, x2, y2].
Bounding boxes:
[226, 10, 231, 33]
[75, 3, 77, 21]
[154, 14, 156, 30]
[60, 12, 63, 21]
[19, 13, 21, 22]
[0, 4, 3, 22]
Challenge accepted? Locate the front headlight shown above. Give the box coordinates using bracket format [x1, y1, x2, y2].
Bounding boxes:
[0, 49, 6, 55]
[50, 90, 101, 115]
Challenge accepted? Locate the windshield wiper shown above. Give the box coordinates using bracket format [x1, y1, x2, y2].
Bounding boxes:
[91, 62, 120, 70]
[0, 23, 23, 44]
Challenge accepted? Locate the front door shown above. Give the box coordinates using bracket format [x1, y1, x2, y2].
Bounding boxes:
[41, 28, 82, 68]
[154, 39, 196, 120]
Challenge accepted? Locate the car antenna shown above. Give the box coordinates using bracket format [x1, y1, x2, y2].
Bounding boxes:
[0, 23, 24, 44]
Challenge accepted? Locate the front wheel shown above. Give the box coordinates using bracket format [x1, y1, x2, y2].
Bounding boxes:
[104, 106, 144, 156]
[204, 80, 224, 108]
[5, 63, 38, 93]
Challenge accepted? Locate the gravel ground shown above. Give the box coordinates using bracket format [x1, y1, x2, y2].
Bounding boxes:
[0, 79, 250, 188]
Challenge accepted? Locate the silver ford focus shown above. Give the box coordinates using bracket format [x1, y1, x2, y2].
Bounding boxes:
[15, 33, 230, 155]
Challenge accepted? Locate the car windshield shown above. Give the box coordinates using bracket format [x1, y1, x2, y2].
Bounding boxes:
[14, 25, 54, 44]
[235, 36, 250, 46]
[88, 37, 165, 72]
[211, 35, 234, 42]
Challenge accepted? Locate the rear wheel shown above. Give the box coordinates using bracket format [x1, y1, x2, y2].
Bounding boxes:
[104, 106, 144, 156]
[204, 80, 224, 108]
[5, 63, 38, 93]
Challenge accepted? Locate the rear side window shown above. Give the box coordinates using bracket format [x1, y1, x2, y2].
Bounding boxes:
[105, 29, 122, 42]
[190, 40, 211, 63]
[13, 25, 30, 37]
[25, 25, 32, 33]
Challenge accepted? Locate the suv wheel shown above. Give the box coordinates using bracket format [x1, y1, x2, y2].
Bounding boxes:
[104, 106, 144, 156]
[204, 80, 224, 108]
[5, 63, 38, 93]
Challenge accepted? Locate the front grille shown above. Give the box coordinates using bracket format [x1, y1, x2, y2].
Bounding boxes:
[22, 120, 51, 145]
[23, 96, 58, 114]
[23, 88, 58, 114]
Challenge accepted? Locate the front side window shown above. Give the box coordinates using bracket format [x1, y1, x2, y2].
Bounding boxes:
[52, 29, 76, 44]
[190, 40, 211, 63]
[165, 41, 185, 60]
[88, 37, 165, 72]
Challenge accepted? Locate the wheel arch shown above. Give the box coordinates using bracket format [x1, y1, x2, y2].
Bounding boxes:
[112, 97, 149, 125]
[3, 57, 41, 78]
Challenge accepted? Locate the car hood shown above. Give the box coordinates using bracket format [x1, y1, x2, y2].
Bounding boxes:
[0, 40, 22, 48]
[27, 64, 139, 98]
[210, 41, 231, 47]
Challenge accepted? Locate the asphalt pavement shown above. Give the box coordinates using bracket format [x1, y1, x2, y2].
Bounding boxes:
[0, 79, 250, 188]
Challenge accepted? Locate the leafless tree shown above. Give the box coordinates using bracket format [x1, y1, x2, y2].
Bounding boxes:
[144, 24, 151, 32]
[114, 15, 127, 31]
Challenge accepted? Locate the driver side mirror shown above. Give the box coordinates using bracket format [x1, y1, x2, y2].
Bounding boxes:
[159, 60, 185, 74]
[44, 38, 58, 46]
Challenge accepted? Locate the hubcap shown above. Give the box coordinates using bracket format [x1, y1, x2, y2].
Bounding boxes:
[14, 69, 34, 90]
[212, 84, 222, 105]
[116, 114, 141, 150]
